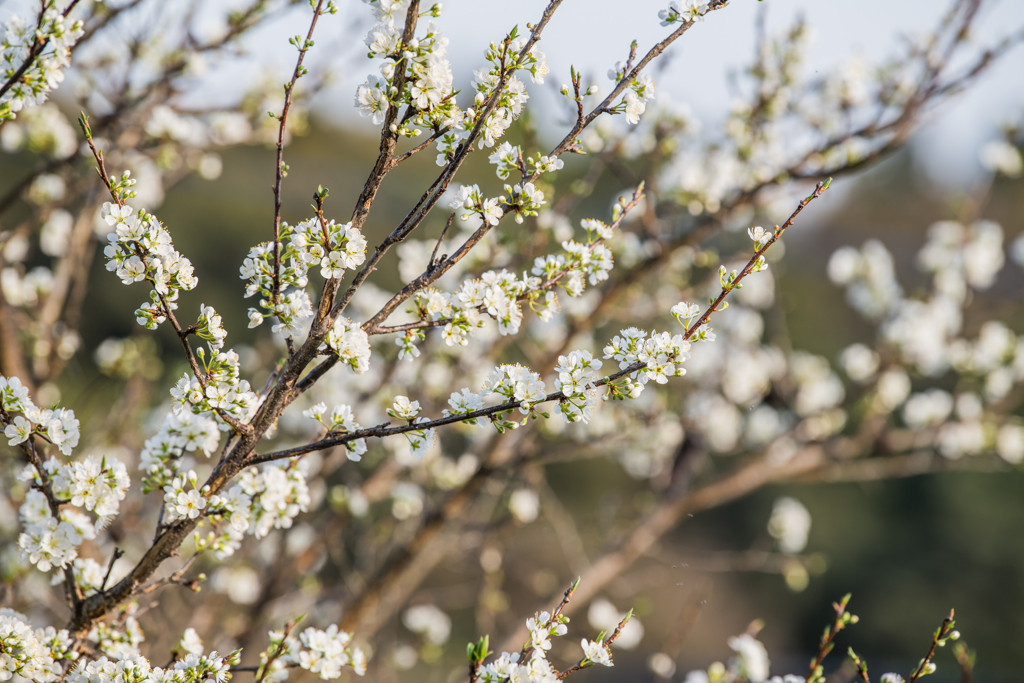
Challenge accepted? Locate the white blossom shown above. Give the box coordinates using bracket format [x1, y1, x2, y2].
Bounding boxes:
[326, 317, 371, 374]
[296, 625, 363, 679]
[581, 638, 613, 667]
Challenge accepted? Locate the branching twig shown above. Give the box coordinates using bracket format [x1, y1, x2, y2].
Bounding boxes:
[271, 0, 327, 309]
[807, 594, 857, 683]
[908, 610, 957, 683]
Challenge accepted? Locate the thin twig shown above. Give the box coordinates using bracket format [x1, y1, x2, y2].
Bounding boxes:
[908, 611, 956, 683]
[99, 548, 124, 592]
[271, 0, 327, 309]
[806, 594, 854, 683]
[428, 213, 455, 273]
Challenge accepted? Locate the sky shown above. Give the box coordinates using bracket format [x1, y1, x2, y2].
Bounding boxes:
[298, 0, 1024, 186]
[4, 0, 1023, 184]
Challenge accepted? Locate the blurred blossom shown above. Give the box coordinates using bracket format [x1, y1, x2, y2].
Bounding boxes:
[727, 633, 770, 683]
[937, 420, 985, 459]
[997, 424, 1024, 464]
[27, 174, 66, 205]
[828, 241, 901, 319]
[917, 220, 1004, 292]
[391, 482, 424, 520]
[839, 343, 879, 384]
[902, 389, 954, 427]
[955, 393, 983, 421]
[508, 489, 540, 524]
[588, 598, 643, 649]
[1012, 233, 1024, 267]
[40, 209, 74, 257]
[687, 392, 741, 452]
[745, 405, 787, 446]
[179, 628, 203, 656]
[390, 644, 418, 670]
[887, 376, 925, 425]
[979, 140, 1023, 177]
[402, 604, 451, 645]
[211, 566, 260, 604]
[882, 296, 962, 376]
[768, 497, 811, 554]
[197, 153, 223, 180]
[3, 234, 29, 263]
[648, 652, 676, 678]
[789, 352, 845, 417]
[0, 103, 77, 158]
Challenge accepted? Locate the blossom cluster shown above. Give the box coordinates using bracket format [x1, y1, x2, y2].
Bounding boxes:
[100, 194, 199, 330]
[605, 60, 658, 126]
[236, 462, 312, 540]
[170, 343, 261, 429]
[240, 224, 312, 336]
[387, 396, 437, 457]
[161, 470, 208, 525]
[442, 388, 486, 424]
[303, 402, 368, 460]
[400, 221, 618, 349]
[603, 327, 693, 389]
[258, 623, 366, 681]
[482, 364, 547, 415]
[17, 451, 130, 573]
[325, 317, 372, 374]
[242, 216, 368, 336]
[1, 9, 84, 121]
[166, 459, 312, 559]
[658, 1, 709, 26]
[138, 411, 221, 492]
[65, 649, 236, 683]
[53, 455, 131, 520]
[0, 609, 76, 683]
[474, 605, 615, 683]
[357, 5, 459, 134]
[432, 27, 547, 161]
[2, 372, 134, 575]
[3, 376, 80, 455]
[296, 626, 366, 679]
[553, 351, 603, 424]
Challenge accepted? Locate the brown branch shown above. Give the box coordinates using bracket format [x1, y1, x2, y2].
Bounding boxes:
[368, 185, 645, 337]
[390, 125, 451, 168]
[271, 0, 327, 308]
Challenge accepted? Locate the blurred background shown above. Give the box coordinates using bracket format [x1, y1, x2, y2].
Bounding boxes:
[2, 0, 1024, 681]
